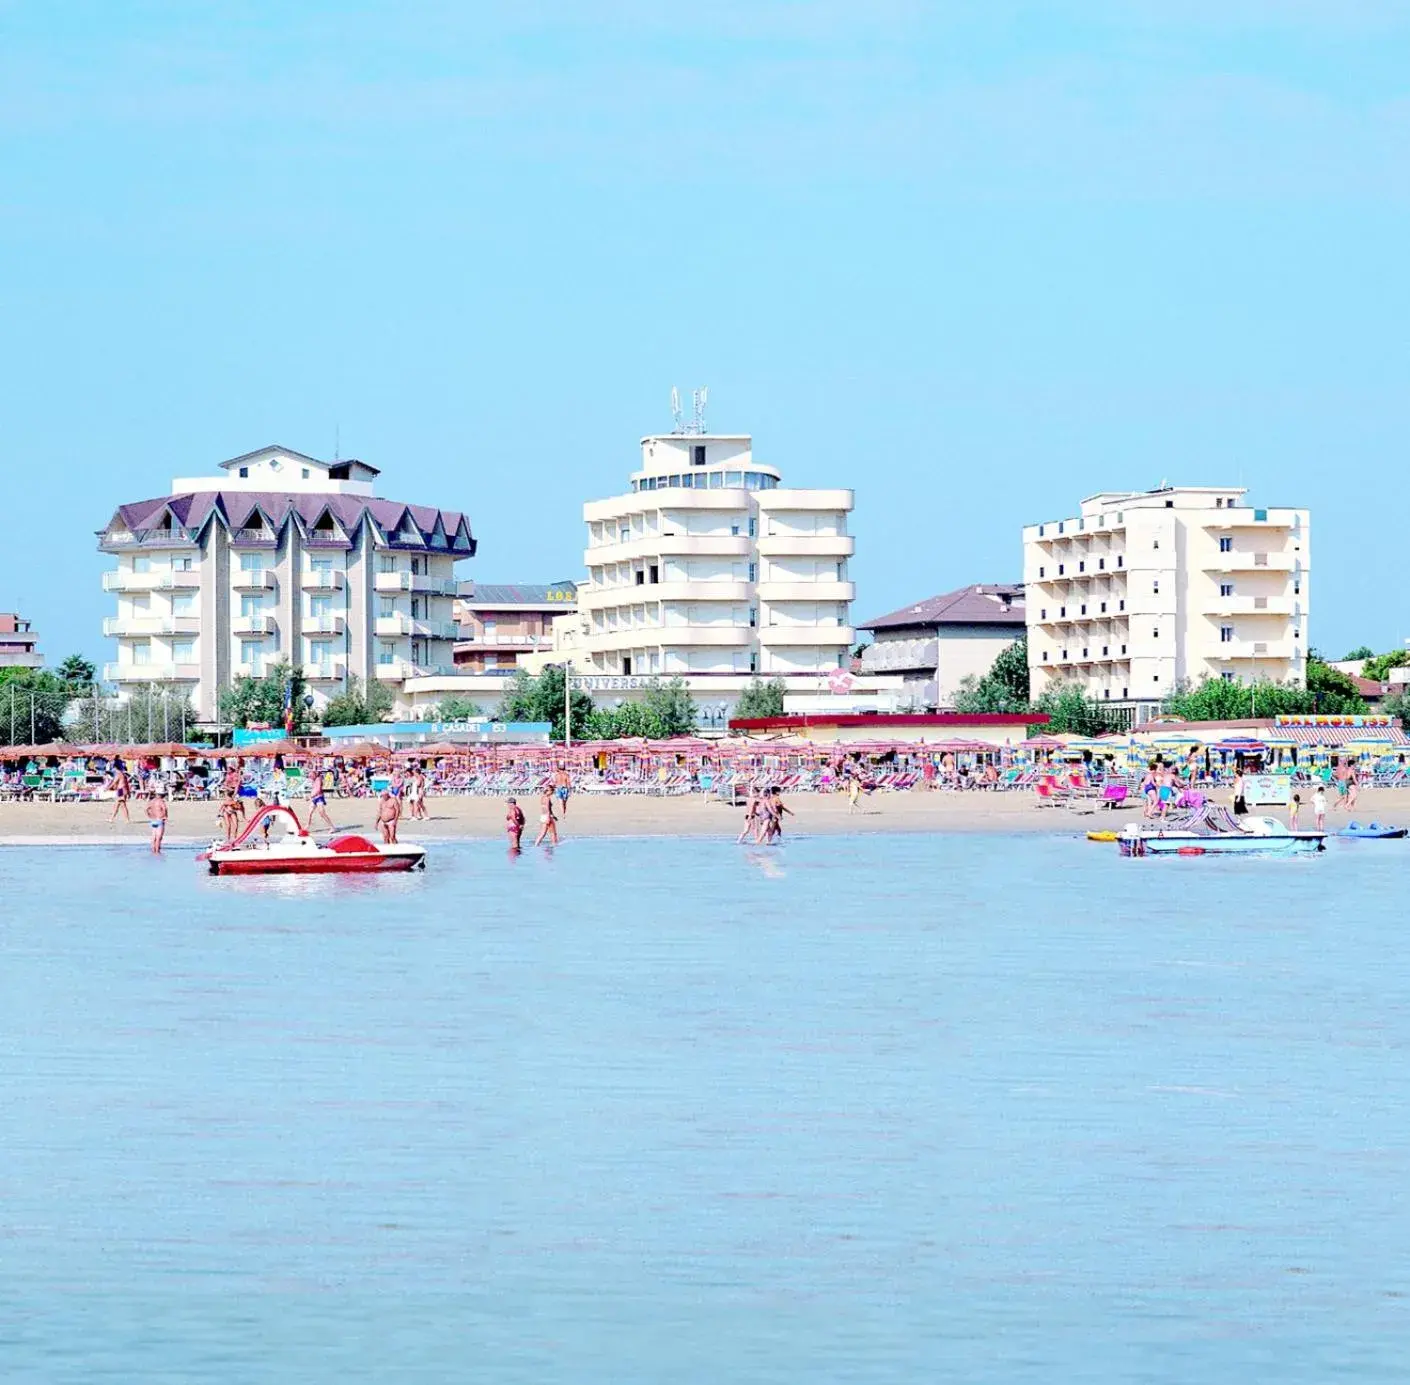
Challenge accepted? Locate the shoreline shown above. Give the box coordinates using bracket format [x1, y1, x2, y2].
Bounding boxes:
[1, 786, 1404, 845]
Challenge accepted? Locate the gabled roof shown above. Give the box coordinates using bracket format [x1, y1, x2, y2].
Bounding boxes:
[860, 583, 1025, 632]
[99, 489, 475, 555]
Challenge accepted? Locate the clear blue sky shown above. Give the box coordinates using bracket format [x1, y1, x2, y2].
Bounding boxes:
[2, 0, 1407, 665]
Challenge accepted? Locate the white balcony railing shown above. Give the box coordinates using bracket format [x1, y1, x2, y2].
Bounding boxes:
[303, 614, 346, 635]
[374, 660, 457, 680]
[103, 615, 201, 637]
[103, 569, 200, 592]
[301, 569, 346, 591]
[455, 632, 555, 648]
[304, 661, 348, 682]
[373, 572, 457, 596]
[232, 614, 277, 635]
[232, 569, 277, 590]
[104, 662, 201, 682]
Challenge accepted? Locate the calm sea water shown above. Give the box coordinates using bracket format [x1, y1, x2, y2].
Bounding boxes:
[2, 832, 1408, 1382]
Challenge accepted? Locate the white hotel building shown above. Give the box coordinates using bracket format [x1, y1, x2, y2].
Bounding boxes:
[98, 445, 475, 723]
[1023, 485, 1310, 717]
[575, 432, 856, 683]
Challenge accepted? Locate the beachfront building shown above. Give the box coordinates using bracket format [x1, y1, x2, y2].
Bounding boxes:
[453, 581, 578, 673]
[98, 444, 476, 724]
[577, 430, 855, 679]
[858, 584, 1025, 708]
[0, 613, 42, 670]
[1023, 486, 1310, 720]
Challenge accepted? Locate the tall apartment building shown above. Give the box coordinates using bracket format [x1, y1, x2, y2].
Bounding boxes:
[577, 431, 855, 678]
[1023, 486, 1309, 715]
[0, 613, 42, 669]
[98, 444, 476, 723]
[453, 582, 578, 672]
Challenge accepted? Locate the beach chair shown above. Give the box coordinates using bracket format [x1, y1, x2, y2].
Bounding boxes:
[1099, 784, 1129, 811]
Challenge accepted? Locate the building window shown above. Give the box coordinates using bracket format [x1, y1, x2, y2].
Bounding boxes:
[238, 553, 264, 572]
[1058, 564, 1065, 575]
[1216, 497, 1223, 508]
[1082, 648, 1089, 658]
[1121, 644, 1127, 655]
[1220, 583, 1234, 597]
[747, 517, 757, 538]
[1221, 626, 1234, 642]
[1153, 628, 1159, 640]
[171, 639, 194, 662]
[747, 562, 757, 582]
[1059, 606, 1066, 618]
[1164, 500, 1173, 508]
[1080, 604, 1087, 615]
[1116, 556, 1123, 568]
[1103, 688, 1110, 699]
[1098, 558, 1105, 570]
[238, 466, 249, 478]
[1152, 581, 1159, 594]
[1219, 536, 1233, 553]
[1039, 566, 1045, 578]
[1118, 600, 1125, 612]
[1040, 609, 1047, 620]
[635, 570, 645, 586]
[749, 651, 758, 673]
[1153, 539, 1160, 549]
[1255, 509, 1267, 521]
[1221, 671, 1236, 681]
[1041, 651, 1048, 662]
[1102, 646, 1109, 656]
[1058, 522, 1065, 534]
[692, 445, 706, 466]
[1061, 649, 1068, 660]
[1079, 561, 1085, 572]
[749, 607, 757, 627]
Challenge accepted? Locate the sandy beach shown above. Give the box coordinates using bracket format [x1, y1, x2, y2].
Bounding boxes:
[2, 786, 1407, 846]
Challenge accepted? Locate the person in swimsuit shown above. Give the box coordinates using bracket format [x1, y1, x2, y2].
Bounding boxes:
[768, 787, 793, 842]
[146, 789, 168, 854]
[737, 785, 762, 844]
[505, 796, 525, 853]
[375, 789, 400, 845]
[553, 766, 572, 817]
[308, 774, 335, 831]
[534, 786, 559, 846]
[109, 762, 131, 823]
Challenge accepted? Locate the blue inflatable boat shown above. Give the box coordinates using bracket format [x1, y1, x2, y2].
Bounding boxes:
[1340, 822, 1408, 840]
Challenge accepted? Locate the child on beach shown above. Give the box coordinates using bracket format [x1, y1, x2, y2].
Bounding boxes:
[1289, 793, 1301, 831]
[1313, 785, 1327, 831]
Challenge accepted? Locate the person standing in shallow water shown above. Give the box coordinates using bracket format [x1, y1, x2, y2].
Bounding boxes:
[505, 796, 525, 853]
[146, 789, 168, 854]
[109, 761, 131, 823]
[534, 786, 559, 847]
[376, 789, 400, 845]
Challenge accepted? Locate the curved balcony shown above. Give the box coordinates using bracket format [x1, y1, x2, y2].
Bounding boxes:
[374, 572, 458, 596]
[756, 535, 854, 558]
[756, 580, 854, 603]
[586, 535, 752, 565]
[232, 614, 277, 635]
[655, 626, 753, 646]
[755, 488, 853, 511]
[302, 614, 347, 635]
[649, 579, 753, 602]
[757, 626, 854, 646]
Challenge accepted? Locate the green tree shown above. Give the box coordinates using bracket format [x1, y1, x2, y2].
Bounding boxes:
[1363, 650, 1410, 683]
[953, 636, 1030, 714]
[642, 677, 697, 736]
[1305, 655, 1367, 713]
[218, 661, 311, 732]
[500, 667, 595, 742]
[1030, 680, 1118, 737]
[321, 675, 394, 727]
[1381, 689, 1410, 727]
[586, 701, 664, 739]
[56, 654, 97, 688]
[0, 668, 73, 745]
[732, 677, 786, 719]
[434, 696, 485, 722]
[1343, 645, 1374, 662]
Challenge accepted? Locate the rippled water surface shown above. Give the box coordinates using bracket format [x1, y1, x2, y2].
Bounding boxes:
[3, 834, 1408, 1382]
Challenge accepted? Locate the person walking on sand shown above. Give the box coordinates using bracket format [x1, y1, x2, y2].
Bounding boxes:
[109, 761, 131, 823]
[534, 786, 559, 846]
[308, 774, 335, 831]
[505, 796, 526, 852]
[847, 775, 861, 815]
[553, 765, 572, 818]
[375, 789, 400, 845]
[1232, 769, 1248, 818]
[1313, 784, 1327, 831]
[146, 788, 168, 854]
[1289, 793, 1301, 831]
[1346, 765, 1360, 812]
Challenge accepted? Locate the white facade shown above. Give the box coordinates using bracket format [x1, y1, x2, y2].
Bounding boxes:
[99, 445, 475, 723]
[1023, 486, 1310, 713]
[576, 432, 856, 680]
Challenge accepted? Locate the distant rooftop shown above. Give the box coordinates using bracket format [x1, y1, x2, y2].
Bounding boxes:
[461, 582, 578, 607]
[860, 583, 1025, 632]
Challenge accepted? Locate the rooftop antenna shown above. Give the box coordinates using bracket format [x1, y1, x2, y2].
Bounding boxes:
[689, 386, 708, 435]
[670, 387, 683, 434]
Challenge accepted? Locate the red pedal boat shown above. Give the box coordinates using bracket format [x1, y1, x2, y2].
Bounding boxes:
[200, 804, 426, 876]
